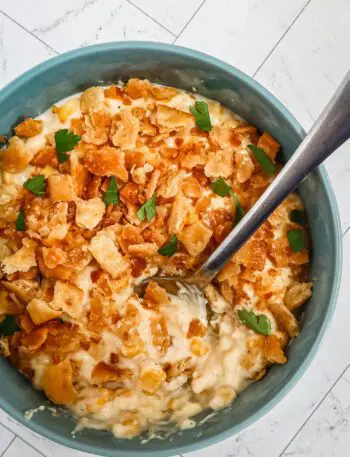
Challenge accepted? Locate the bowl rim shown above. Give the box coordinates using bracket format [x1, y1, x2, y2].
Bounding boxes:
[0, 41, 343, 457]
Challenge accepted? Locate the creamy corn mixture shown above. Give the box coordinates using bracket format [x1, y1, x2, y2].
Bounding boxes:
[0, 79, 312, 438]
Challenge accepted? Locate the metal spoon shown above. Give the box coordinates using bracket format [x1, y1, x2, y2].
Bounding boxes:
[136, 69, 350, 296]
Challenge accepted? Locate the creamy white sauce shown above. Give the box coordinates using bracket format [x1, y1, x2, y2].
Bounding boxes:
[66, 284, 265, 437]
[11, 82, 297, 440]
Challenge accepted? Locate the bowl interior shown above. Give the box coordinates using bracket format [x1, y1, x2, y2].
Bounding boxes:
[0, 43, 341, 457]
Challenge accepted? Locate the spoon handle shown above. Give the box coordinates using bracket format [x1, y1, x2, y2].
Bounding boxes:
[196, 68, 350, 280]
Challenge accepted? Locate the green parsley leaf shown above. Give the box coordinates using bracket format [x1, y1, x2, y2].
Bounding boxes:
[0, 316, 19, 337]
[238, 309, 271, 336]
[158, 235, 178, 257]
[287, 229, 305, 252]
[55, 129, 81, 163]
[289, 209, 307, 226]
[189, 101, 212, 132]
[211, 178, 231, 197]
[211, 179, 246, 225]
[103, 177, 119, 206]
[57, 150, 69, 163]
[15, 209, 25, 231]
[230, 190, 245, 225]
[248, 144, 276, 176]
[23, 175, 46, 197]
[137, 195, 156, 222]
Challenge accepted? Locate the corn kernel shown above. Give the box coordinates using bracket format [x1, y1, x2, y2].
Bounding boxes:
[190, 337, 209, 357]
[139, 368, 166, 394]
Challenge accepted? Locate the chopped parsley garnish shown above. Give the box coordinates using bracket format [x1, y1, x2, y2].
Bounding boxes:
[137, 195, 156, 222]
[0, 316, 19, 336]
[231, 191, 245, 225]
[248, 144, 276, 176]
[55, 129, 81, 163]
[289, 209, 306, 226]
[158, 235, 178, 257]
[190, 101, 212, 132]
[23, 175, 46, 197]
[103, 177, 119, 206]
[211, 178, 246, 225]
[211, 178, 231, 197]
[15, 209, 25, 231]
[287, 229, 305, 252]
[238, 309, 271, 335]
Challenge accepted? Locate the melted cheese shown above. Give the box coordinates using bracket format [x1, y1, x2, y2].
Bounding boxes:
[15, 82, 300, 440]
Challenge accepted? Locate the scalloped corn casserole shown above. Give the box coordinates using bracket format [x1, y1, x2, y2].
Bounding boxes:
[0, 79, 312, 438]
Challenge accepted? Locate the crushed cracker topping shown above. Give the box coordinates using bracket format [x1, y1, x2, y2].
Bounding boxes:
[0, 80, 311, 439]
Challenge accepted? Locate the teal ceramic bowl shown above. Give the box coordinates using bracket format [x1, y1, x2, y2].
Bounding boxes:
[0, 42, 342, 457]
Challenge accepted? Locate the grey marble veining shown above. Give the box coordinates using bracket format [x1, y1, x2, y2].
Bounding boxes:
[282, 366, 350, 457]
[0, 1, 349, 456]
[32, 0, 101, 36]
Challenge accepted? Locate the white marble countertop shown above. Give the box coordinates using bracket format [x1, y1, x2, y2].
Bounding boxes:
[0, 1, 349, 456]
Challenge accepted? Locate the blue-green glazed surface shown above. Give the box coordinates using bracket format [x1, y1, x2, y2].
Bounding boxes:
[0, 42, 342, 457]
